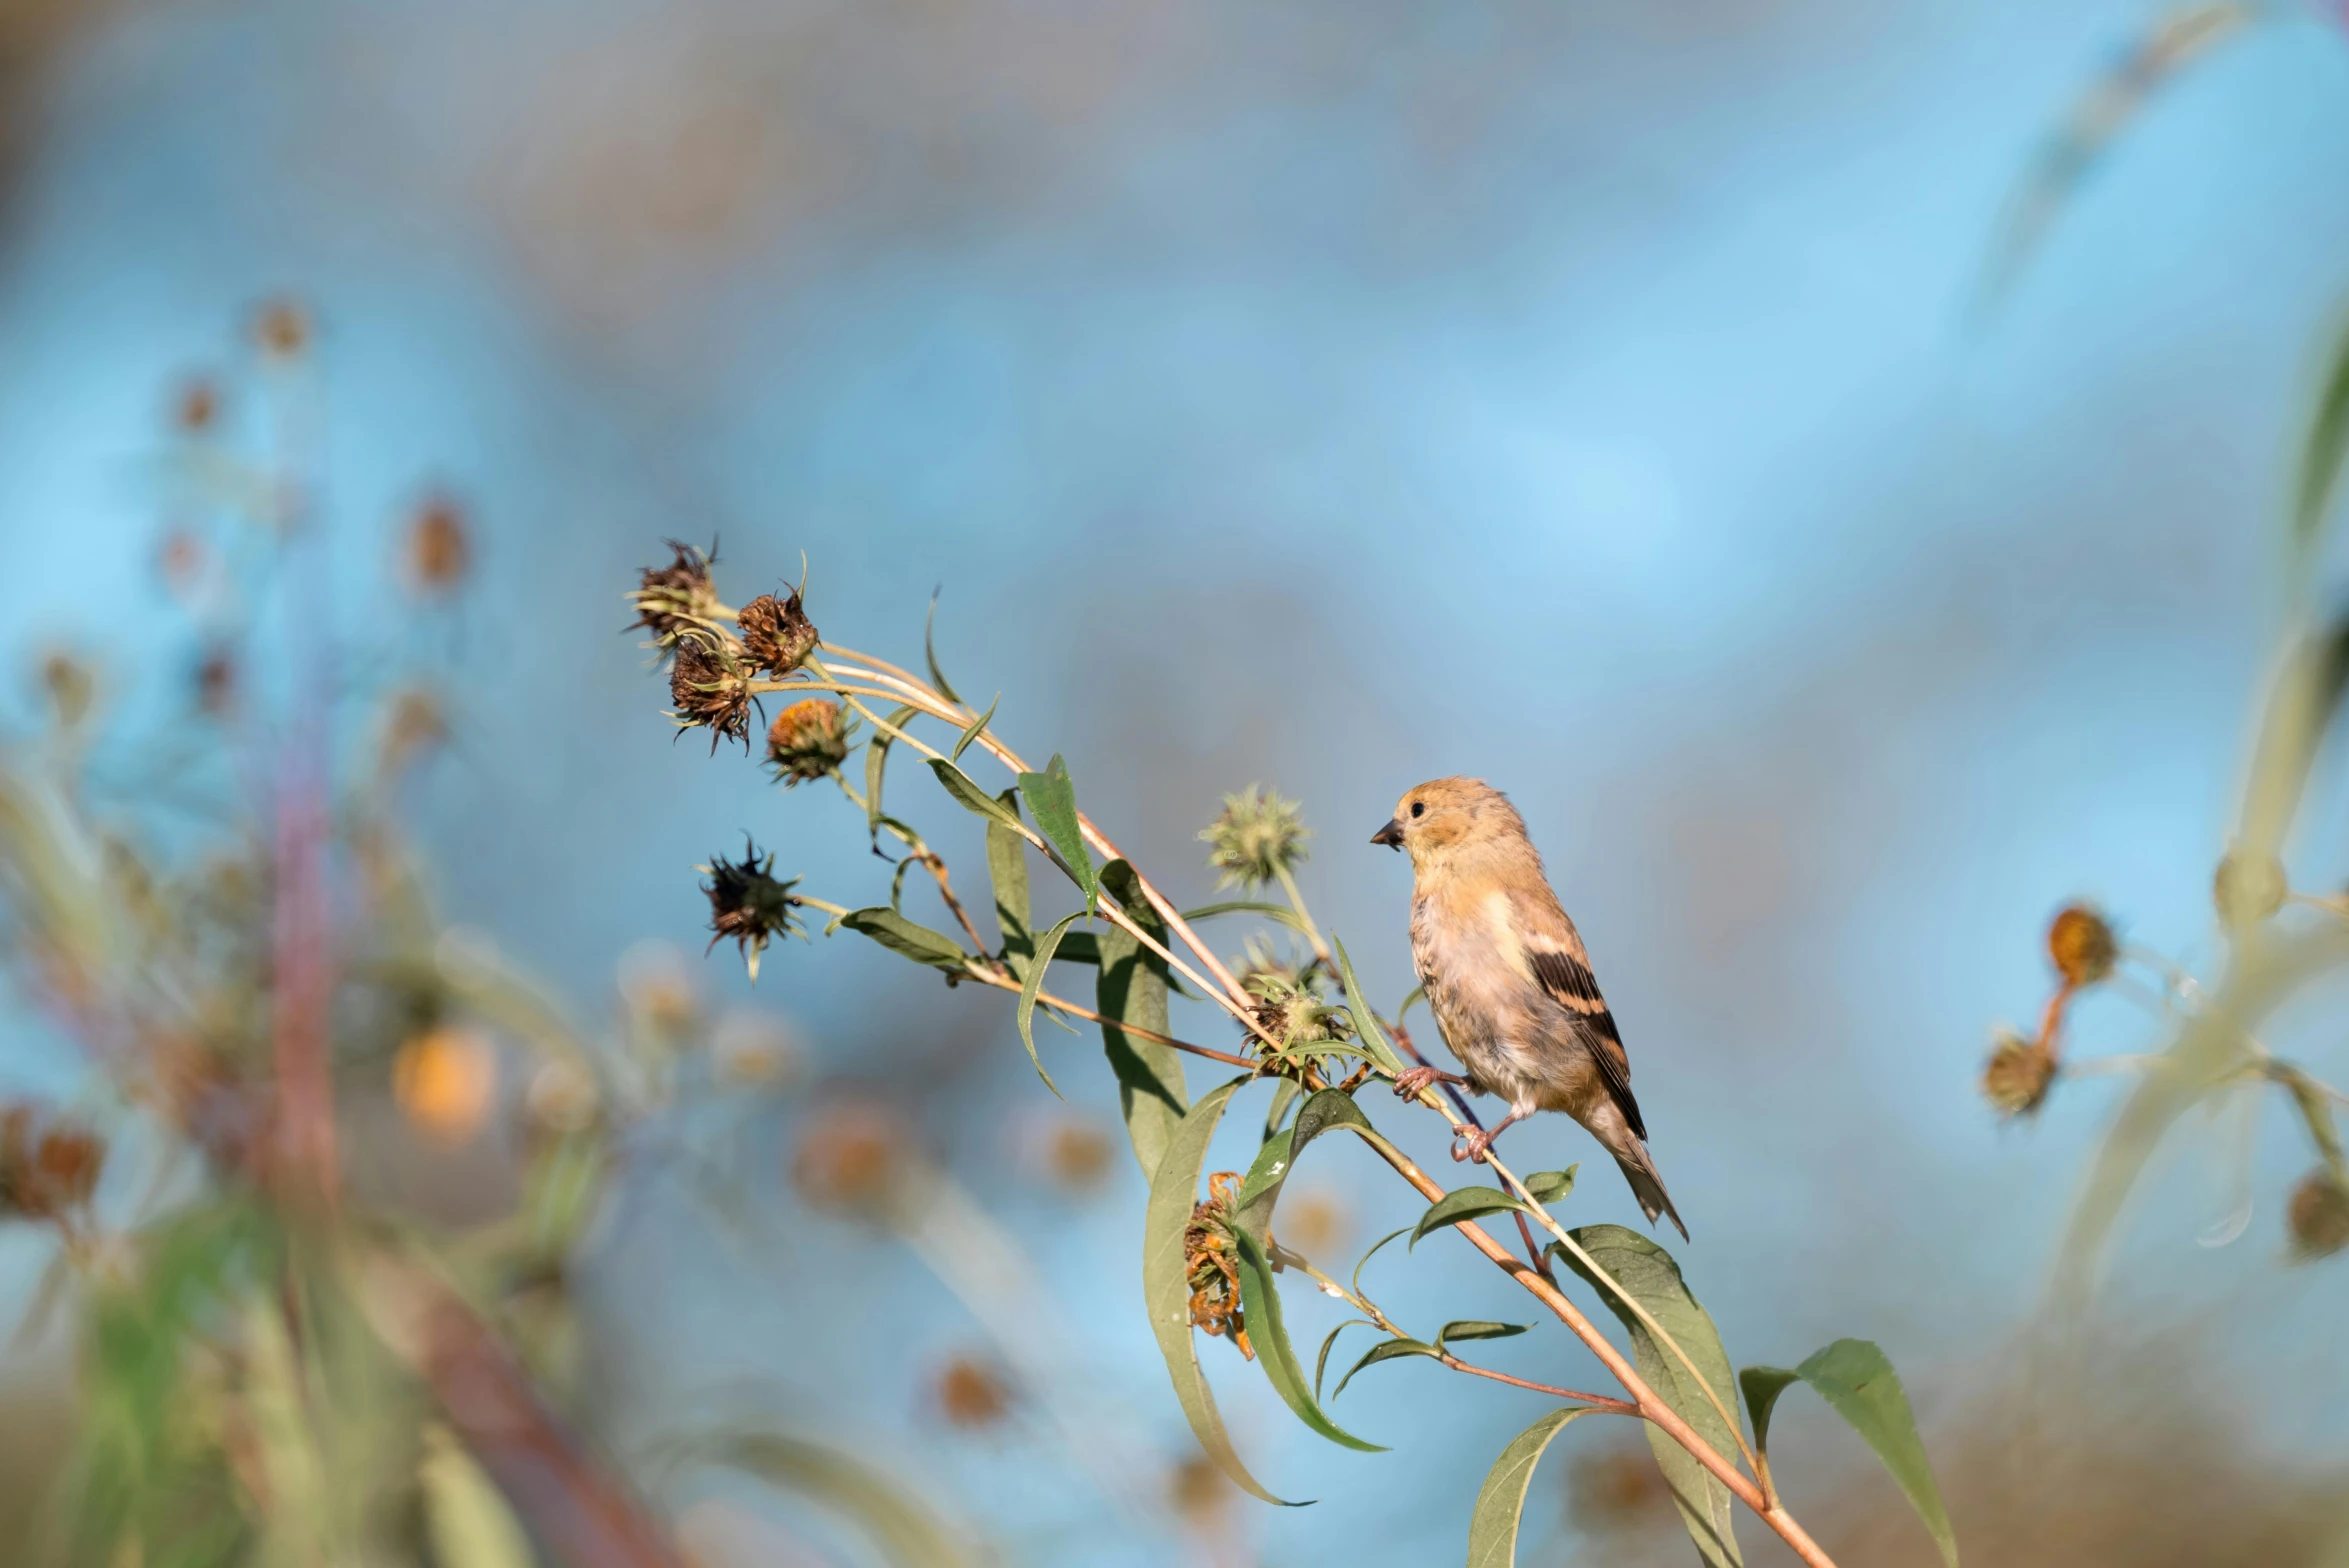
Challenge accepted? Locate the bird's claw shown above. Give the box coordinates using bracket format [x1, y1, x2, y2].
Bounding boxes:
[1394, 1065, 1463, 1101]
[1451, 1127, 1497, 1165]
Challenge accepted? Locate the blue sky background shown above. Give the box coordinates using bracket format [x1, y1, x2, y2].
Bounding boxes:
[5, 1, 2349, 1563]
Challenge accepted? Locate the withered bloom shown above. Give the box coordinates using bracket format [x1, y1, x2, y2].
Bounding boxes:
[174, 377, 220, 434]
[791, 1102, 907, 1219]
[1981, 1029, 2057, 1119]
[702, 838, 805, 981]
[2288, 1169, 2349, 1260]
[2047, 904, 2117, 987]
[766, 698, 853, 785]
[254, 298, 310, 358]
[1183, 1171, 1252, 1359]
[1237, 941, 1350, 1053]
[406, 494, 471, 593]
[737, 589, 818, 677]
[934, 1355, 1013, 1430]
[196, 646, 236, 717]
[629, 538, 723, 647]
[670, 634, 755, 751]
[0, 1107, 104, 1221]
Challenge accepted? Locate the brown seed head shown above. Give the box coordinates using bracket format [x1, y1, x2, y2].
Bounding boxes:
[630, 538, 722, 647]
[406, 494, 471, 593]
[254, 298, 310, 357]
[2214, 848, 2287, 926]
[1169, 1453, 1234, 1533]
[174, 377, 220, 434]
[2288, 1169, 2349, 1260]
[792, 1102, 908, 1219]
[765, 698, 853, 786]
[1183, 1171, 1252, 1359]
[1042, 1117, 1115, 1194]
[195, 646, 237, 718]
[1982, 1029, 2058, 1119]
[0, 1107, 104, 1221]
[669, 634, 755, 752]
[737, 590, 818, 677]
[934, 1355, 1013, 1429]
[702, 839, 805, 982]
[2047, 904, 2117, 987]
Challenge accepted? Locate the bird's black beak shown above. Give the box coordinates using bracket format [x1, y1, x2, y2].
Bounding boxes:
[1370, 818, 1405, 849]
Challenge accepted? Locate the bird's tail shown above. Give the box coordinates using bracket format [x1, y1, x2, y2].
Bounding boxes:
[1611, 1138, 1689, 1243]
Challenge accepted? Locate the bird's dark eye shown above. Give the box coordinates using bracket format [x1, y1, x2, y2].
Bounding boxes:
[1409, 801, 1424, 818]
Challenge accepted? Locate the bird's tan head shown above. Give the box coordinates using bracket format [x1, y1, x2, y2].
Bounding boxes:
[1370, 777, 1524, 869]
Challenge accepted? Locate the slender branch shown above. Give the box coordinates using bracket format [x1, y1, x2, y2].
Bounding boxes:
[953, 962, 1261, 1069]
[1440, 1357, 1638, 1414]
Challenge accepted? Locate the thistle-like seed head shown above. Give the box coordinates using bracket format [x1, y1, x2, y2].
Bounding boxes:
[2214, 847, 2287, 926]
[669, 633, 755, 752]
[738, 589, 819, 678]
[1981, 1028, 2057, 1119]
[766, 698, 855, 786]
[1235, 938, 1349, 1051]
[702, 838, 805, 981]
[1200, 784, 1309, 892]
[2288, 1168, 2349, 1260]
[629, 538, 723, 648]
[2047, 903, 2117, 987]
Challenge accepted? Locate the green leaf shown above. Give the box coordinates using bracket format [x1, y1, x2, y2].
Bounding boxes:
[865, 703, 922, 840]
[1315, 1319, 1372, 1402]
[1262, 1077, 1305, 1141]
[1410, 1186, 1532, 1249]
[1436, 1320, 1532, 1351]
[924, 590, 964, 705]
[1352, 1226, 1410, 1299]
[1180, 899, 1313, 934]
[1014, 912, 1083, 1098]
[1331, 935, 1408, 1075]
[1331, 1337, 1440, 1399]
[1018, 753, 1095, 910]
[1097, 858, 1186, 1177]
[1464, 1406, 1603, 1568]
[2294, 303, 2349, 572]
[984, 790, 1033, 981]
[650, 1426, 978, 1568]
[1788, 1340, 1957, 1568]
[1234, 1089, 1374, 1243]
[1523, 1167, 1577, 1205]
[1053, 931, 1102, 966]
[1396, 985, 1426, 1023]
[1556, 1226, 1743, 1568]
[1141, 1079, 1299, 1506]
[1739, 1366, 1802, 1458]
[951, 693, 999, 762]
[1232, 1227, 1387, 1451]
[838, 908, 968, 970]
[929, 758, 1025, 834]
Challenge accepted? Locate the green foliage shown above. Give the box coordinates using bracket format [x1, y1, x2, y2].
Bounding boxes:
[983, 788, 1034, 979]
[950, 693, 999, 761]
[1231, 1228, 1386, 1451]
[1743, 1342, 1957, 1568]
[1410, 1187, 1534, 1249]
[1463, 1406, 1602, 1568]
[864, 703, 924, 841]
[836, 906, 969, 968]
[1017, 754, 1095, 911]
[1331, 936, 1407, 1076]
[1330, 1337, 1441, 1399]
[1016, 911, 1084, 1096]
[1095, 858, 1186, 1176]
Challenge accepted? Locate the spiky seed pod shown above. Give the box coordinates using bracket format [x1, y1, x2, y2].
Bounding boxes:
[2288, 1169, 2349, 1260]
[2214, 847, 2287, 926]
[702, 839, 805, 981]
[766, 698, 854, 785]
[1982, 1029, 2058, 1119]
[406, 494, 471, 593]
[1200, 785, 1310, 891]
[1234, 937, 1349, 1052]
[629, 539, 723, 647]
[1182, 1171, 1252, 1359]
[2047, 904, 2117, 986]
[669, 634, 755, 752]
[934, 1356, 1014, 1429]
[737, 590, 818, 677]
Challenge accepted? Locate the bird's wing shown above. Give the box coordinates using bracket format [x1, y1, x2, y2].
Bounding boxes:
[1512, 889, 1647, 1142]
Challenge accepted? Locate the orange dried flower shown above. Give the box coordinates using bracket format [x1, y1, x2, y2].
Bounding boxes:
[1982, 1029, 2057, 1119]
[0, 1107, 105, 1220]
[765, 698, 853, 786]
[406, 494, 471, 593]
[1043, 1118, 1115, 1194]
[174, 377, 220, 433]
[393, 1027, 498, 1145]
[1183, 1171, 1251, 1359]
[792, 1103, 906, 1219]
[254, 298, 310, 357]
[934, 1355, 1013, 1429]
[1169, 1454, 1233, 1533]
[2047, 904, 2117, 986]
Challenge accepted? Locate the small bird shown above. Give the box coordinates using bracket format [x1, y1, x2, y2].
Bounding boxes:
[1372, 777, 1686, 1240]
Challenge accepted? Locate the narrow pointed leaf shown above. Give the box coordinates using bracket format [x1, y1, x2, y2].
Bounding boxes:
[1558, 1225, 1742, 1567]
[864, 703, 922, 840]
[1352, 1226, 1410, 1298]
[1316, 1319, 1371, 1401]
[1180, 900, 1313, 934]
[1436, 1320, 1532, 1351]
[929, 758, 1024, 834]
[1018, 753, 1094, 910]
[1331, 1338, 1440, 1400]
[1014, 911, 1083, 1097]
[1465, 1406, 1603, 1568]
[1331, 935, 1407, 1074]
[924, 590, 964, 704]
[1234, 1089, 1374, 1243]
[1739, 1366, 1802, 1459]
[984, 790, 1033, 981]
[1097, 858, 1186, 1176]
[1523, 1167, 1577, 1205]
[838, 908, 968, 970]
[1794, 1339, 1957, 1568]
[1141, 1079, 1298, 1505]
[1410, 1186, 1532, 1249]
[951, 694, 999, 762]
[1232, 1227, 1386, 1451]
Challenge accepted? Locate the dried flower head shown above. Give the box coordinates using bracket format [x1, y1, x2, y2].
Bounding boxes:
[195, 646, 237, 718]
[702, 838, 806, 982]
[392, 1027, 498, 1145]
[0, 1107, 105, 1221]
[737, 589, 818, 678]
[1183, 1171, 1252, 1359]
[37, 649, 94, 729]
[2047, 904, 2117, 987]
[669, 634, 756, 752]
[174, 377, 220, 434]
[1982, 1028, 2058, 1119]
[1236, 938, 1349, 1053]
[1042, 1117, 1115, 1194]
[406, 494, 471, 593]
[1169, 1453, 1233, 1534]
[934, 1355, 1014, 1429]
[2214, 848, 2287, 926]
[630, 538, 723, 647]
[1200, 784, 1310, 891]
[792, 1102, 908, 1219]
[766, 698, 854, 786]
[2288, 1169, 2349, 1260]
[254, 298, 310, 358]
[1280, 1190, 1350, 1258]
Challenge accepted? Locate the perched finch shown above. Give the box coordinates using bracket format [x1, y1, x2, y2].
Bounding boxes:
[1372, 777, 1686, 1240]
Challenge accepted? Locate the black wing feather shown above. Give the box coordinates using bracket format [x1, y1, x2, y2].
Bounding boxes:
[1528, 948, 1646, 1141]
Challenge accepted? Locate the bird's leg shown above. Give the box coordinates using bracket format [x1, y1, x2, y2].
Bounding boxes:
[1453, 1107, 1531, 1165]
[1393, 1064, 1469, 1100]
